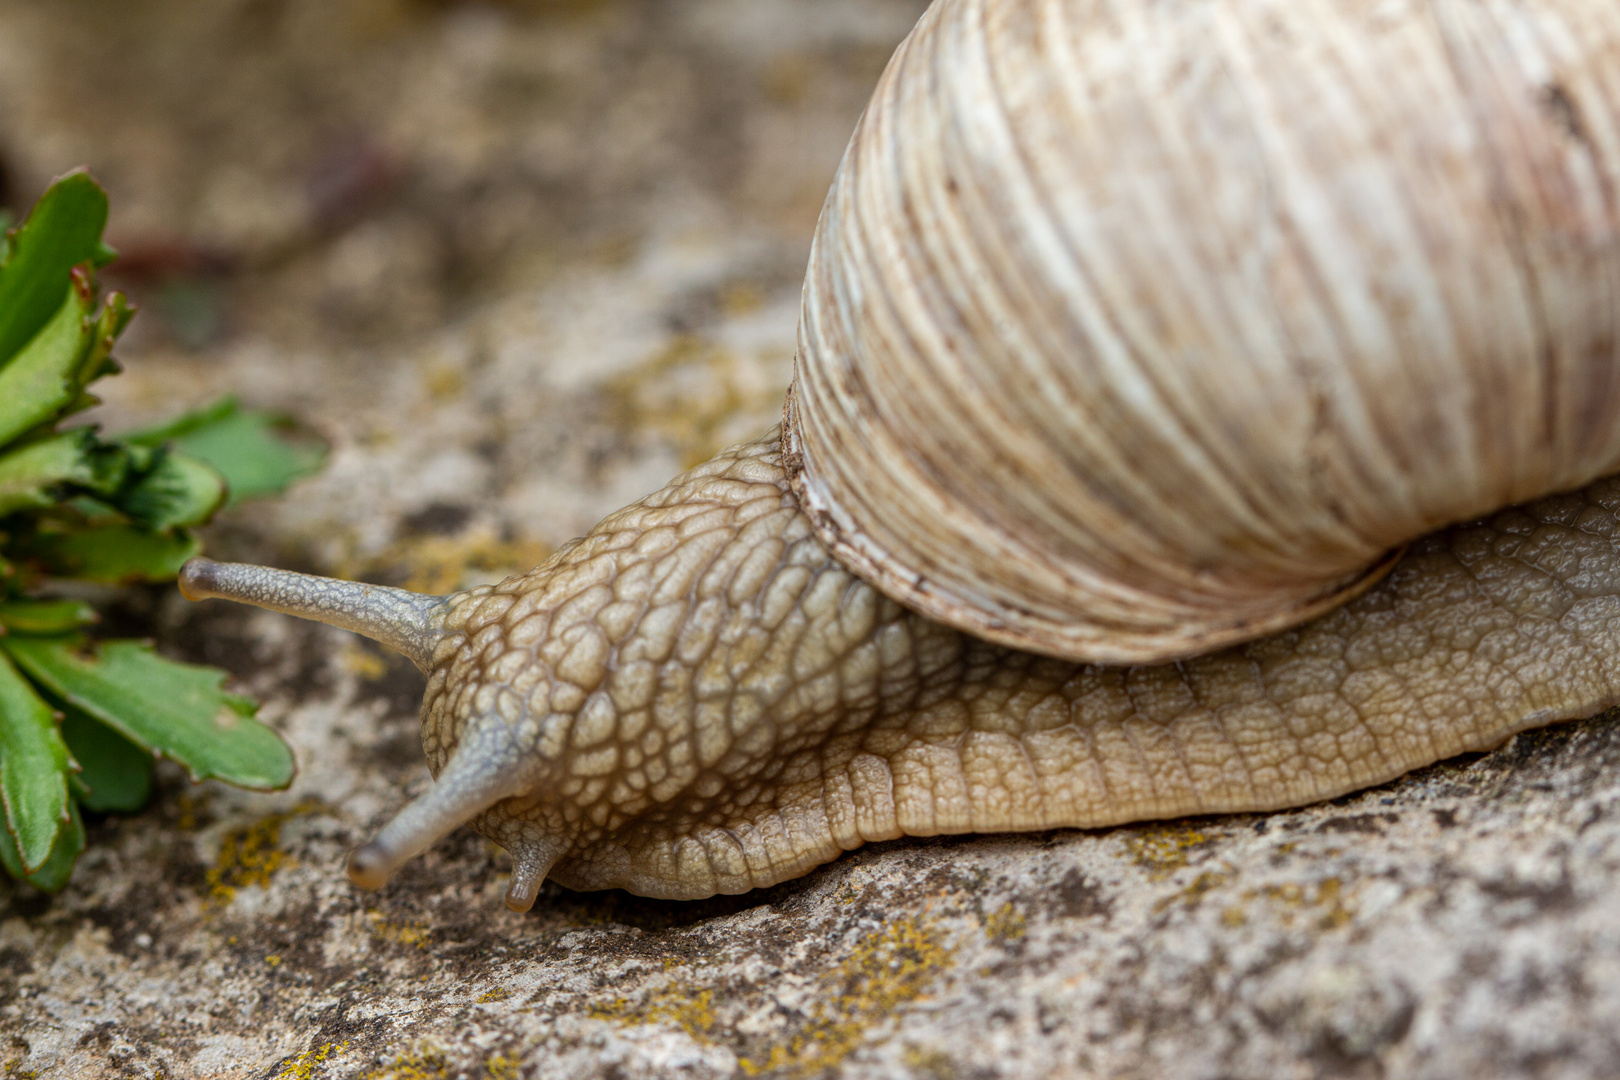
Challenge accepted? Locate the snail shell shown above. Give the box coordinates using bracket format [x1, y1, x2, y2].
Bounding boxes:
[788, 0, 1620, 664]
[179, 0, 1620, 904]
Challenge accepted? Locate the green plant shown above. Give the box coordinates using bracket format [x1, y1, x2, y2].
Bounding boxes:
[0, 170, 324, 890]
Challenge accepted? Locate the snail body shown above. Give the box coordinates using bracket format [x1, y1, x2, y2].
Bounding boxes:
[181, 0, 1620, 907]
[183, 442, 1620, 905]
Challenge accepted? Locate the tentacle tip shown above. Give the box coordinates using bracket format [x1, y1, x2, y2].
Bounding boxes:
[346, 842, 395, 891]
[178, 557, 221, 602]
[504, 883, 539, 913]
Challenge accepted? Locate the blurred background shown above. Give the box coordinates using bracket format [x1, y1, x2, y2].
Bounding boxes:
[0, 0, 928, 591]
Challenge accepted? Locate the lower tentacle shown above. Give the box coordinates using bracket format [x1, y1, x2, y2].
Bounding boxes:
[503, 840, 564, 912]
[347, 717, 538, 891]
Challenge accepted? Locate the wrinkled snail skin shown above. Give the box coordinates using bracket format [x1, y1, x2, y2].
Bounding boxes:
[182, 435, 1620, 904]
[176, 0, 1620, 905]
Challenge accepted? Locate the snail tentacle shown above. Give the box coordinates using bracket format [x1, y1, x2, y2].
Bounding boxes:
[503, 840, 563, 912]
[346, 714, 541, 891]
[179, 558, 449, 673]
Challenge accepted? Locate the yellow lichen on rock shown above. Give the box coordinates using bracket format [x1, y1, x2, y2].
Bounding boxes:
[481, 1054, 522, 1080]
[205, 808, 312, 904]
[739, 914, 954, 1076]
[607, 333, 790, 467]
[982, 901, 1027, 943]
[362, 1042, 448, 1080]
[1154, 869, 1235, 914]
[1123, 825, 1213, 880]
[1254, 878, 1356, 931]
[584, 914, 954, 1077]
[365, 909, 432, 949]
[590, 981, 718, 1042]
[358, 1039, 525, 1080]
[272, 1042, 349, 1080]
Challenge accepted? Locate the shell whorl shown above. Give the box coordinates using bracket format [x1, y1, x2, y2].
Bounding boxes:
[786, 0, 1620, 665]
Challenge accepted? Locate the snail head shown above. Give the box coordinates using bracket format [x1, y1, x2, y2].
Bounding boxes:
[179, 557, 573, 911]
[175, 443, 837, 910]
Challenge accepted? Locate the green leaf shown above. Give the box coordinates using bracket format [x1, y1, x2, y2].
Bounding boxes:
[3, 636, 293, 790]
[0, 649, 72, 870]
[0, 599, 98, 634]
[57, 495, 120, 522]
[33, 293, 136, 429]
[62, 707, 151, 813]
[0, 171, 108, 365]
[0, 429, 122, 517]
[0, 284, 94, 446]
[125, 397, 325, 504]
[112, 449, 227, 531]
[122, 395, 235, 444]
[0, 796, 82, 891]
[76, 291, 133, 388]
[20, 523, 199, 584]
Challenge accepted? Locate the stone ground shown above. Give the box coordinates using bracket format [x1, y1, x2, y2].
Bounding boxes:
[1, 2, 1618, 1077]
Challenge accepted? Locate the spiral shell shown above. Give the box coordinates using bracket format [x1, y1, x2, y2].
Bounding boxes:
[785, 0, 1620, 664]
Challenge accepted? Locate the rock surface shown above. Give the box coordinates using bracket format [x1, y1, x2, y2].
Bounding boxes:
[0, 2, 1618, 1078]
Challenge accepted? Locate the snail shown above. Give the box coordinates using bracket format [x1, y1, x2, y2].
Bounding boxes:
[180, 0, 1620, 909]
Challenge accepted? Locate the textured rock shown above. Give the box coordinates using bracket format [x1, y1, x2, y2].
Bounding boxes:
[0, 2, 1617, 1078]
